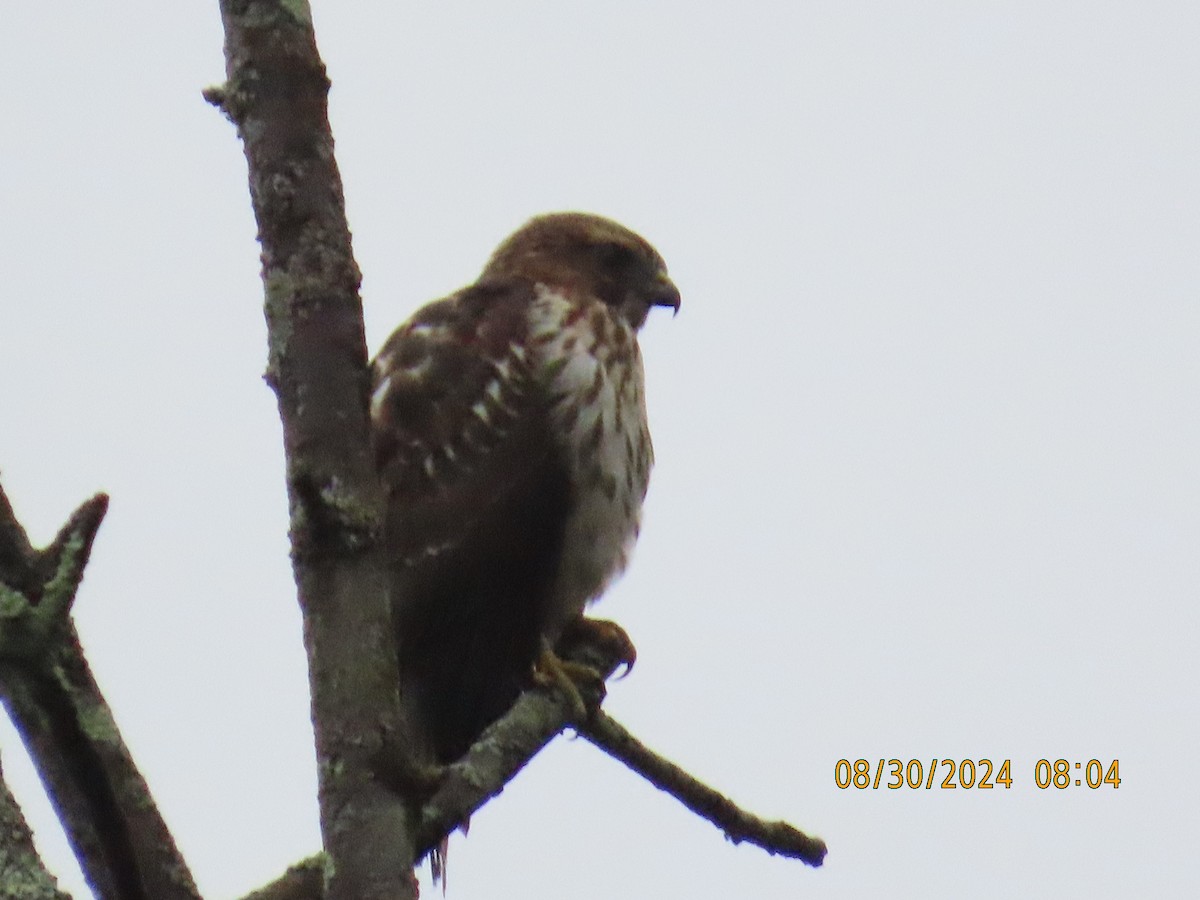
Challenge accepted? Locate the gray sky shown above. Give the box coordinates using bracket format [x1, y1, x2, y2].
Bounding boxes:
[2, 2, 1196, 897]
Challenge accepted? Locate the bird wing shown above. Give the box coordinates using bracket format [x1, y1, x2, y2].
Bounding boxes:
[371, 279, 572, 760]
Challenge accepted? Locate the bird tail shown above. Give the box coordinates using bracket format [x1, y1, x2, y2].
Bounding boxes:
[431, 837, 449, 893]
[430, 818, 470, 893]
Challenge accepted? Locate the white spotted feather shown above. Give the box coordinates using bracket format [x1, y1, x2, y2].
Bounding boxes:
[527, 285, 653, 630]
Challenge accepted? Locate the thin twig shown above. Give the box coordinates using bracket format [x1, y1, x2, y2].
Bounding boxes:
[580, 712, 827, 866]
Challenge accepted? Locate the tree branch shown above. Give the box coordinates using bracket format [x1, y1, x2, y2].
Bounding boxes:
[0, 751, 71, 900]
[207, 2, 417, 897]
[411, 629, 618, 862]
[0, 484, 201, 899]
[411, 635, 826, 868]
[0, 480, 37, 582]
[243, 627, 825, 894]
[240, 855, 324, 900]
[580, 713, 827, 866]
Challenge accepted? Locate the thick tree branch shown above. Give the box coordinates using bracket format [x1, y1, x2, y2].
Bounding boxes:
[240, 855, 324, 900]
[0, 481, 37, 581]
[0, 752, 71, 899]
[0, 485, 200, 899]
[207, 2, 416, 897]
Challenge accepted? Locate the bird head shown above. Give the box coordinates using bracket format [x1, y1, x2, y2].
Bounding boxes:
[481, 212, 681, 329]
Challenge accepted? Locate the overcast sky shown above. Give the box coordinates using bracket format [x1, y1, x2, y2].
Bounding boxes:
[1, 2, 1196, 898]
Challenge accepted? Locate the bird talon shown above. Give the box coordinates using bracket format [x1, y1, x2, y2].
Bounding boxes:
[534, 638, 604, 721]
[556, 616, 637, 678]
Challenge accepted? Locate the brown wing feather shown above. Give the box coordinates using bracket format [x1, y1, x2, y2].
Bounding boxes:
[372, 280, 570, 762]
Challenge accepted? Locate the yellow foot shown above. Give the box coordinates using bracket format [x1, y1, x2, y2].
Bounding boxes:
[532, 638, 606, 722]
[532, 618, 638, 721]
[557, 617, 638, 679]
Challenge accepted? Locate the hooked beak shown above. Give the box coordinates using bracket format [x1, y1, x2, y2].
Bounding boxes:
[651, 270, 681, 316]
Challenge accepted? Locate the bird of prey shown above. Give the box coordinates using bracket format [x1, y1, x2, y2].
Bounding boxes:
[370, 212, 679, 764]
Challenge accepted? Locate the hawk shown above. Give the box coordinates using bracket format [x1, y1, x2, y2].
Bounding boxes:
[371, 212, 679, 764]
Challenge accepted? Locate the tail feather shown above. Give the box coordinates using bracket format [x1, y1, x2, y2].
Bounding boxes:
[430, 819, 470, 893]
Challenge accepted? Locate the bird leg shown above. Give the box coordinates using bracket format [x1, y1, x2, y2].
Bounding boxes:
[533, 638, 595, 722]
[557, 616, 638, 678]
[533, 617, 638, 722]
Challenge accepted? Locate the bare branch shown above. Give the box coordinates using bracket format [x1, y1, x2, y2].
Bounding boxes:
[0, 482, 36, 578]
[0, 752, 71, 900]
[239, 623, 827, 894]
[411, 631, 826, 869]
[580, 713, 827, 867]
[414, 678, 590, 863]
[0, 487, 201, 900]
[208, 2, 416, 896]
[240, 855, 324, 900]
[411, 629, 617, 862]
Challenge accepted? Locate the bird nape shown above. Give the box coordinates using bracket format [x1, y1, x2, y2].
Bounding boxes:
[371, 212, 679, 769]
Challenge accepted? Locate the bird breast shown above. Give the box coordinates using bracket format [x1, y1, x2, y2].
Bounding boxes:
[527, 286, 654, 629]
